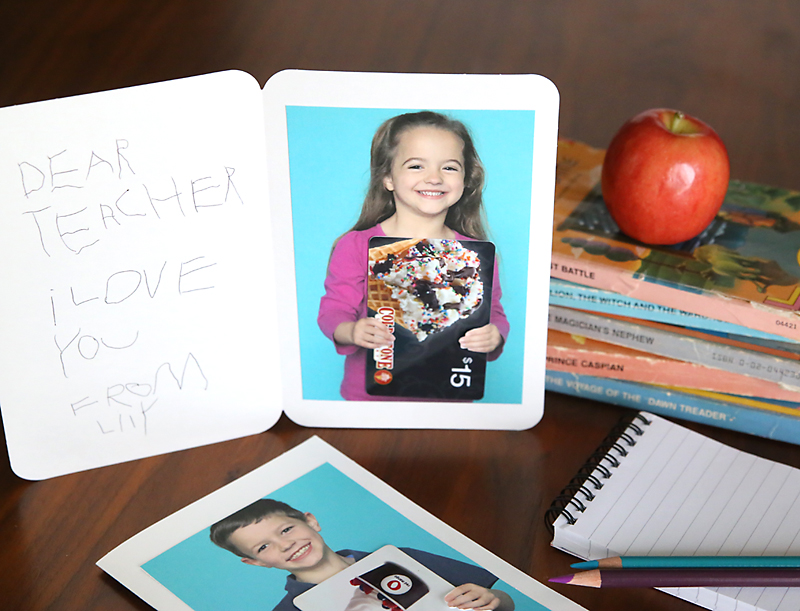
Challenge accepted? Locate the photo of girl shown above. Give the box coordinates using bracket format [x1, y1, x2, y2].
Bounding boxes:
[317, 111, 509, 401]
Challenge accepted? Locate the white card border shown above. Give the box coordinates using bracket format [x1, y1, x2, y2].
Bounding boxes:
[263, 70, 559, 429]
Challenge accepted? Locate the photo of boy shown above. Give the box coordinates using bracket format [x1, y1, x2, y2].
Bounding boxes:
[209, 499, 515, 611]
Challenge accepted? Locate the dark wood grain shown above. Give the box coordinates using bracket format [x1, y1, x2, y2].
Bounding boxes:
[2, 2, 800, 610]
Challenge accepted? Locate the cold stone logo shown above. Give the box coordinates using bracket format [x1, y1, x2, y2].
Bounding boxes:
[373, 307, 396, 370]
[374, 370, 393, 385]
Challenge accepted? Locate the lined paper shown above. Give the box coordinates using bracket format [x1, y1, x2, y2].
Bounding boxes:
[551, 413, 800, 611]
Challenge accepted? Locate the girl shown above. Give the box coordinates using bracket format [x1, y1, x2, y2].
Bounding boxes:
[318, 111, 509, 400]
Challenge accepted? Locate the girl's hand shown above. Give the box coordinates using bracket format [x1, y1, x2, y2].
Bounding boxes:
[459, 324, 502, 353]
[335, 318, 395, 349]
[444, 584, 500, 610]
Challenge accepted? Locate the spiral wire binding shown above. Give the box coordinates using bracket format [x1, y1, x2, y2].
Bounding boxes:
[544, 413, 652, 533]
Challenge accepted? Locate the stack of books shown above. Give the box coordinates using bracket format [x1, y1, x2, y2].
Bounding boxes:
[546, 139, 800, 444]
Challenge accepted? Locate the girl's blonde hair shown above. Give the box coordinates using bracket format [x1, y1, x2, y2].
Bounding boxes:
[349, 111, 488, 240]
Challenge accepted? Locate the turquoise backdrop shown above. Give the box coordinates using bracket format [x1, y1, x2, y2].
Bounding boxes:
[143, 463, 550, 611]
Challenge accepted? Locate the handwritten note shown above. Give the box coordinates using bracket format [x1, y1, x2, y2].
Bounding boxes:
[0, 71, 281, 479]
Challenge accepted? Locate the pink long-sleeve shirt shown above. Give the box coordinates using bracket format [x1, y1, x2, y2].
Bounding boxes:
[318, 224, 509, 401]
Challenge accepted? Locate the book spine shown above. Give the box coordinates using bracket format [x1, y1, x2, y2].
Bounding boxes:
[544, 370, 800, 445]
[550, 252, 800, 342]
[549, 278, 795, 343]
[545, 343, 800, 403]
[548, 305, 800, 390]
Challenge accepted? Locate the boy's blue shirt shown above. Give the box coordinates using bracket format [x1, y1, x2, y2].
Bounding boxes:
[272, 547, 498, 611]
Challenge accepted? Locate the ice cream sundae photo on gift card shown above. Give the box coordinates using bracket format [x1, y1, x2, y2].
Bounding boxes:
[365, 236, 495, 400]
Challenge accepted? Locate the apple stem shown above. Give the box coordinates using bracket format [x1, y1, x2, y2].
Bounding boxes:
[670, 111, 685, 132]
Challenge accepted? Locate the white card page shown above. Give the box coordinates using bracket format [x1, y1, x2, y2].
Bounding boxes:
[0, 71, 281, 479]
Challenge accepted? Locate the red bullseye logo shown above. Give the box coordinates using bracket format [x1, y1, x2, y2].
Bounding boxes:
[374, 370, 393, 385]
[381, 574, 412, 595]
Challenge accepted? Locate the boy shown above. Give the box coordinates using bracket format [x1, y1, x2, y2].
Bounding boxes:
[210, 499, 514, 611]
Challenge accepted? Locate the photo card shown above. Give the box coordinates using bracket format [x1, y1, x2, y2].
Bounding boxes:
[0, 68, 558, 479]
[97, 436, 587, 611]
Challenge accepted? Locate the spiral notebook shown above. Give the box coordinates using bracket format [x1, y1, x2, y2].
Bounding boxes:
[546, 412, 800, 611]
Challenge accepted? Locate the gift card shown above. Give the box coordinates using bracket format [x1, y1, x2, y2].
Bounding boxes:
[366, 237, 495, 400]
[295, 546, 452, 611]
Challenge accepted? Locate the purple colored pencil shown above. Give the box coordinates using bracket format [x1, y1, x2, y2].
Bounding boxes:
[549, 568, 800, 588]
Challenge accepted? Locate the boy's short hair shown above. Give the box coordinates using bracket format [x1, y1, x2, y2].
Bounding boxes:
[209, 498, 306, 557]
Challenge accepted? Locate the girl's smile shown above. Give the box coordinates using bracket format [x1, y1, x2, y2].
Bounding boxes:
[383, 126, 465, 222]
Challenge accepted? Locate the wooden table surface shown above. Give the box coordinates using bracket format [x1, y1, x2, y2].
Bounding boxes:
[2, 2, 800, 610]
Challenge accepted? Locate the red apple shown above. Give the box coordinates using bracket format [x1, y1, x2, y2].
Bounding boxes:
[601, 108, 730, 245]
